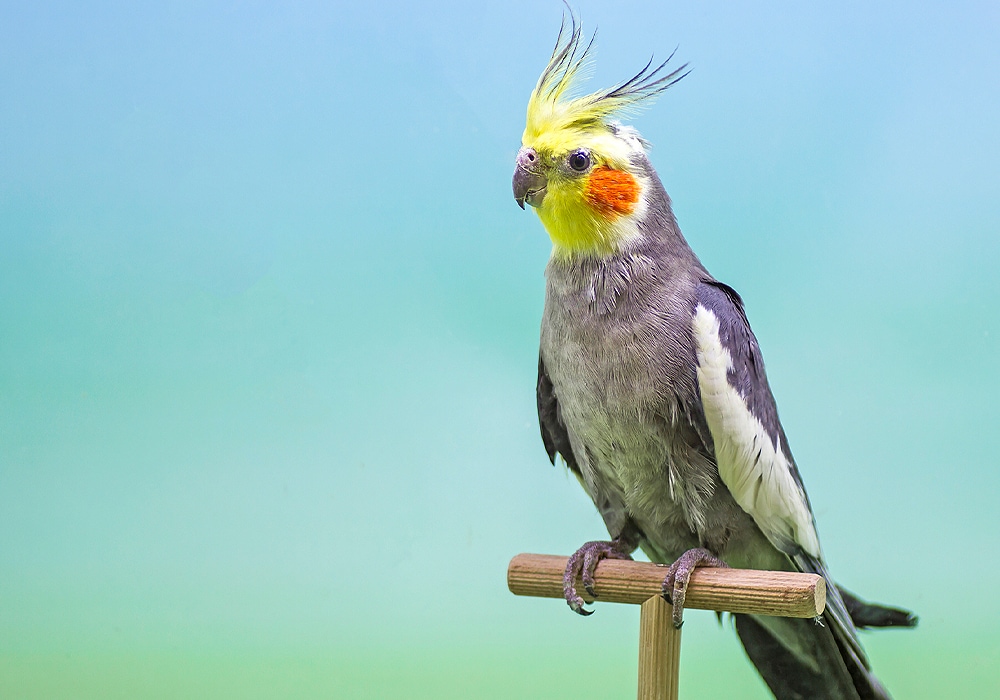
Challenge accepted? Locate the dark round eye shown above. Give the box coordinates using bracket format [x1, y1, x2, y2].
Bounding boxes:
[568, 150, 591, 172]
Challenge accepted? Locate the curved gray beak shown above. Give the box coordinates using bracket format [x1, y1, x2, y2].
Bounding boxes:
[513, 147, 547, 209]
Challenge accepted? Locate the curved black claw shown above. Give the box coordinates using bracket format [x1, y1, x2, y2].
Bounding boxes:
[660, 547, 728, 629]
[563, 538, 634, 616]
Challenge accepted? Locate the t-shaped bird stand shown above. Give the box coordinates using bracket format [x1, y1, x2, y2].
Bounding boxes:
[507, 553, 826, 700]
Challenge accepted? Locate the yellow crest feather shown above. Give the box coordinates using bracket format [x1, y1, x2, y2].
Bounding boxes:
[523, 12, 689, 147]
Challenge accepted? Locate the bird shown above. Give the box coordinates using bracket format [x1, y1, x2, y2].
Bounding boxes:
[512, 13, 916, 700]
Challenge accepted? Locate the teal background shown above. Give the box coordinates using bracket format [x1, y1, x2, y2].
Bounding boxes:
[2, 1, 998, 697]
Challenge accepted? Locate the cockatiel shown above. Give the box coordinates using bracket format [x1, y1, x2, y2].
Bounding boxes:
[513, 14, 916, 700]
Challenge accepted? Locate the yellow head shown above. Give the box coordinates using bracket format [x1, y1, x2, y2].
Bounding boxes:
[513, 14, 687, 257]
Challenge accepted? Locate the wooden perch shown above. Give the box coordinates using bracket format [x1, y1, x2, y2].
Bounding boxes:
[508, 553, 825, 618]
[508, 553, 828, 700]
[507, 554, 826, 700]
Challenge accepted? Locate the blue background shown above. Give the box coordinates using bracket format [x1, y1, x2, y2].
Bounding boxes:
[2, 1, 998, 697]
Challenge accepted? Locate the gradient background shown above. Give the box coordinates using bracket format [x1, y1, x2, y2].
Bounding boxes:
[2, 1, 998, 697]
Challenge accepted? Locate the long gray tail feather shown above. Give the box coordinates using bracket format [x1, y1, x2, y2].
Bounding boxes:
[734, 613, 891, 700]
[837, 586, 919, 629]
[735, 551, 908, 700]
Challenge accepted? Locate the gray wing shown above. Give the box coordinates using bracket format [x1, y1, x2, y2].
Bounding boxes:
[693, 281, 879, 684]
[537, 355, 581, 477]
[692, 280, 820, 558]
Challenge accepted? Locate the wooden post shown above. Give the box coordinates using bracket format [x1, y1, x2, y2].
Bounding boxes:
[638, 595, 681, 700]
[508, 553, 826, 699]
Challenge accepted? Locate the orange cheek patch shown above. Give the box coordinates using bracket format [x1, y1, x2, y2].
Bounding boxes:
[584, 166, 640, 217]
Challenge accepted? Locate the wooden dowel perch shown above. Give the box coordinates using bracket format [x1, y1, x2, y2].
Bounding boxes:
[508, 553, 827, 700]
[508, 553, 825, 618]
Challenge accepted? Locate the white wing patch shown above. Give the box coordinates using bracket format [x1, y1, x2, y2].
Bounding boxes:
[692, 305, 820, 558]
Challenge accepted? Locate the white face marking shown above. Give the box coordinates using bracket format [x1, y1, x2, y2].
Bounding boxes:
[691, 304, 820, 557]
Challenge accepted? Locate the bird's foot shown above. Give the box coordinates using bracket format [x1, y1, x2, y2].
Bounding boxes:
[563, 538, 634, 616]
[661, 547, 728, 628]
